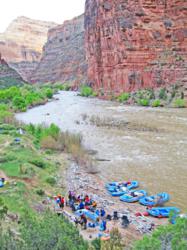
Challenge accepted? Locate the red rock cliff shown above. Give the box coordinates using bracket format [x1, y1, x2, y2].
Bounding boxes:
[30, 15, 87, 84]
[85, 0, 187, 95]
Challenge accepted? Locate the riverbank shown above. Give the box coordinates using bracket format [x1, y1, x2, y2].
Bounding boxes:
[16, 91, 187, 211]
[64, 158, 169, 245]
[80, 85, 187, 108]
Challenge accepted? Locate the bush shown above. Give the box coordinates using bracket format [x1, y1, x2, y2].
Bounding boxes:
[152, 99, 161, 107]
[80, 86, 94, 97]
[26, 123, 60, 142]
[174, 99, 186, 108]
[0, 211, 88, 250]
[13, 96, 27, 111]
[36, 189, 45, 196]
[159, 88, 167, 100]
[62, 84, 71, 91]
[0, 111, 14, 123]
[0, 104, 9, 111]
[45, 88, 53, 99]
[45, 176, 56, 186]
[138, 99, 150, 106]
[25, 92, 42, 106]
[40, 136, 60, 150]
[134, 218, 187, 250]
[29, 159, 47, 169]
[101, 228, 124, 250]
[117, 93, 130, 103]
[0, 197, 8, 219]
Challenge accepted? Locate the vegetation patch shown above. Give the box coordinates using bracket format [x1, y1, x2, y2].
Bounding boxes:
[151, 99, 161, 107]
[80, 86, 97, 97]
[0, 210, 88, 250]
[133, 218, 187, 250]
[173, 98, 186, 108]
[138, 98, 150, 106]
[117, 92, 130, 103]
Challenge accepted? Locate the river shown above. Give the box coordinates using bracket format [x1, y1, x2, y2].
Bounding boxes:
[16, 91, 187, 211]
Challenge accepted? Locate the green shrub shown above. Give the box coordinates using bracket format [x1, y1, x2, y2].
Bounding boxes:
[62, 84, 71, 91]
[25, 92, 43, 106]
[26, 123, 60, 141]
[0, 211, 88, 250]
[45, 176, 56, 186]
[174, 99, 186, 108]
[29, 159, 47, 169]
[13, 96, 27, 111]
[152, 99, 161, 107]
[0, 104, 9, 111]
[92, 238, 101, 250]
[92, 91, 98, 97]
[80, 86, 94, 97]
[0, 111, 13, 123]
[117, 92, 130, 102]
[45, 88, 53, 98]
[134, 218, 187, 250]
[0, 197, 8, 219]
[138, 99, 150, 106]
[159, 88, 167, 100]
[36, 189, 45, 196]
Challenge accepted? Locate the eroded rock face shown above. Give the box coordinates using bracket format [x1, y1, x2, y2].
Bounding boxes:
[85, 0, 187, 95]
[0, 53, 25, 88]
[0, 16, 57, 81]
[30, 14, 87, 85]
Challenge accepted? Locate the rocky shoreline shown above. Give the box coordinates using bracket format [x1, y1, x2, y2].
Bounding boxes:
[65, 160, 168, 244]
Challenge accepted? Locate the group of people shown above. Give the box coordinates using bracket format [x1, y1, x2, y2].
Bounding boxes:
[54, 194, 65, 208]
[68, 191, 98, 212]
[54, 191, 108, 231]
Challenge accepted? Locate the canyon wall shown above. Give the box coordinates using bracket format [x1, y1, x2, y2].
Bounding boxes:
[0, 54, 25, 88]
[30, 14, 87, 84]
[0, 16, 56, 81]
[85, 0, 187, 95]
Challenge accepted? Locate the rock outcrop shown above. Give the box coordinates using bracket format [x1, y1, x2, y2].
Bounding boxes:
[85, 0, 187, 95]
[30, 14, 87, 85]
[0, 53, 25, 88]
[0, 16, 57, 81]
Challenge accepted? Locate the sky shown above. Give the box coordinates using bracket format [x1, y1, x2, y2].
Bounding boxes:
[0, 0, 85, 32]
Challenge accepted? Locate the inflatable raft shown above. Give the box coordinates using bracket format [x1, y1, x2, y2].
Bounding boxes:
[120, 190, 147, 203]
[75, 209, 99, 222]
[139, 192, 170, 206]
[147, 207, 180, 218]
[107, 181, 139, 194]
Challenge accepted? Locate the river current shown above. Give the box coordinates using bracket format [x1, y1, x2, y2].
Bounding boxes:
[16, 91, 187, 211]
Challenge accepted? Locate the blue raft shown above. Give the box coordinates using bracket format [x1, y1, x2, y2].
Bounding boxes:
[75, 209, 99, 222]
[107, 181, 139, 194]
[139, 192, 170, 206]
[120, 190, 147, 203]
[147, 207, 180, 218]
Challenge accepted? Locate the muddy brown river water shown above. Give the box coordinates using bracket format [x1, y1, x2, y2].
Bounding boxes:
[16, 91, 187, 211]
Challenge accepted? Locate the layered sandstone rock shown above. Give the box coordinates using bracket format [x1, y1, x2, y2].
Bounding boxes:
[0, 53, 25, 88]
[0, 16, 56, 81]
[85, 0, 187, 95]
[30, 14, 87, 84]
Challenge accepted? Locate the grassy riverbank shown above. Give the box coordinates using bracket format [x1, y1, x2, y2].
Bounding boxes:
[80, 85, 186, 108]
[0, 120, 88, 249]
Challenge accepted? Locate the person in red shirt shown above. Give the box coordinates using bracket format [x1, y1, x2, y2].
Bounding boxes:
[60, 197, 65, 209]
